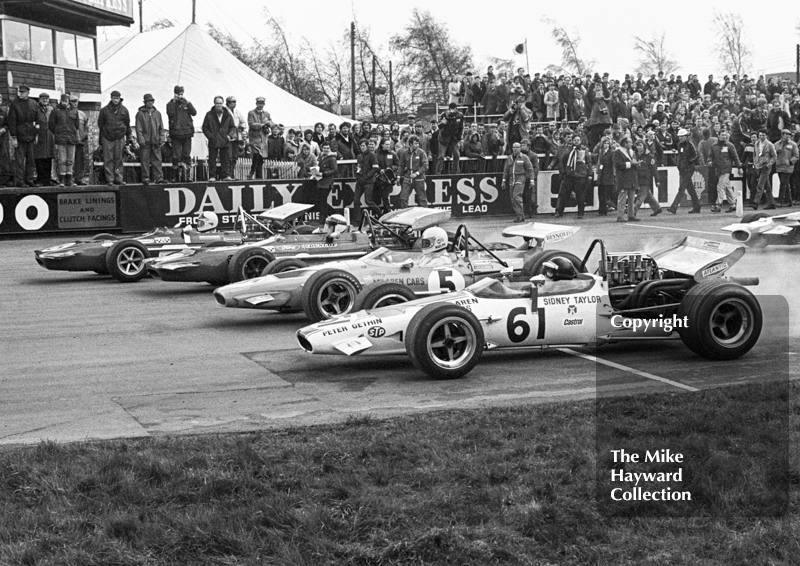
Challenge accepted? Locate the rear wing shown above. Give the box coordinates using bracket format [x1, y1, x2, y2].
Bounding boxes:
[235, 208, 275, 238]
[258, 203, 315, 225]
[379, 207, 452, 231]
[501, 222, 579, 250]
[650, 236, 746, 281]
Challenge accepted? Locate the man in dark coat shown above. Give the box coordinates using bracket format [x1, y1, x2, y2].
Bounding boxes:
[201, 96, 236, 181]
[667, 129, 701, 214]
[135, 93, 166, 185]
[7, 85, 40, 186]
[48, 93, 80, 186]
[97, 90, 132, 185]
[435, 103, 464, 174]
[316, 140, 338, 222]
[166, 85, 196, 182]
[614, 137, 639, 222]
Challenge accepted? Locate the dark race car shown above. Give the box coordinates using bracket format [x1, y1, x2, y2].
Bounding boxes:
[146, 207, 453, 286]
[34, 207, 278, 282]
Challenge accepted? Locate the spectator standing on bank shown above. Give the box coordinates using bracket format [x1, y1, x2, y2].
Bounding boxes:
[7, 86, 40, 186]
[336, 122, 356, 160]
[774, 129, 799, 206]
[555, 133, 592, 219]
[435, 103, 464, 175]
[33, 93, 55, 186]
[283, 129, 300, 158]
[201, 95, 236, 182]
[98, 90, 132, 186]
[544, 83, 560, 120]
[751, 130, 777, 210]
[166, 85, 196, 182]
[295, 143, 318, 180]
[448, 77, 461, 104]
[225, 96, 247, 179]
[503, 97, 531, 151]
[398, 135, 428, 208]
[353, 139, 381, 223]
[72, 96, 89, 185]
[765, 100, 791, 144]
[586, 81, 612, 149]
[709, 130, 743, 213]
[667, 129, 701, 214]
[0, 94, 14, 186]
[315, 140, 337, 222]
[135, 93, 166, 186]
[247, 97, 271, 179]
[502, 142, 534, 223]
[375, 138, 398, 216]
[594, 137, 615, 216]
[268, 123, 285, 162]
[632, 139, 663, 218]
[614, 137, 639, 222]
[519, 139, 539, 218]
[48, 93, 79, 187]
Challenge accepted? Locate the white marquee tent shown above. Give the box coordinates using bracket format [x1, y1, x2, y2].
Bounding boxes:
[98, 23, 345, 158]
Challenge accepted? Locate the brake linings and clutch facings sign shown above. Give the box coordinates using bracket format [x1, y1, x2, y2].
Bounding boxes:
[57, 192, 117, 229]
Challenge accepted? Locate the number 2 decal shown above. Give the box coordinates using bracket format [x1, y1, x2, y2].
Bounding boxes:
[506, 307, 545, 343]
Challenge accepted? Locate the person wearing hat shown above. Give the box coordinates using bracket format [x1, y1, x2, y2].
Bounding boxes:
[774, 128, 799, 206]
[48, 93, 80, 186]
[33, 93, 56, 186]
[435, 102, 464, 174]
[247, 96, 272, 179]
[71, 95, 90, 185]
[225, 96, 247, 179]
[7, 85, 40, 186]
[0, 93, 14, 186]
[135, 93, 166, 185]
[201, 95, 236, 182]
[666, 128, 701, 214]
[98, 90, 132, 185]
[166, 86, 196, 182]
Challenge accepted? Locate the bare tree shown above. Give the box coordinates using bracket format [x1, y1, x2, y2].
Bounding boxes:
[713, 11, 752, 79]
[304, 37, 350, 112]
[390, 9, 473, 103]
[541, 17, 594, 76]
[632, 32, 678, 76]
[145, 18, 175, 32]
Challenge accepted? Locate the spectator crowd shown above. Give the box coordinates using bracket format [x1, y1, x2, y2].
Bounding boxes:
[2, 68, 799, 222]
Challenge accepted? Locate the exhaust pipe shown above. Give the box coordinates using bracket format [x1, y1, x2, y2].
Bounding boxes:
[730, 229, 752, 243]
[725, 277, 759, 286]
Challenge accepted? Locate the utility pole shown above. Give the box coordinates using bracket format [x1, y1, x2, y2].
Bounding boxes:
[371, 54, 376, 119]
[525, 38, 529, 75]
[350, 22, 356, 120]
[139, 0, 143, 33]
[389, 61, 394, 116]
[796, 44, 799, 85]
[192, 0, 196, 24]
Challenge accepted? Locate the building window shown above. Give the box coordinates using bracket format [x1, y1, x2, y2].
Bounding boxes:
[30, 25, 53, 65]
[3, 20, 30, 61]
[76, 35, 95, 70]
[55, 31, 77, 68]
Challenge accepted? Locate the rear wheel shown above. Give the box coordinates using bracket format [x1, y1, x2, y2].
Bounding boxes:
[92, 233, 117, 241]
[353, 282, 417, 311]
[261, 257, 309, 276]
[227, 247, 276, 283]
[105, 240, 149, 282]
[740, 212, 769, 224]
[406, 303, 484, 380]
[676, 281, 762, 360]
[301, 269, 363, 322]
[522, 250, 584, 277]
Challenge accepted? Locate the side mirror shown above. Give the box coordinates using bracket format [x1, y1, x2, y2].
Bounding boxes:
[401, 258, 414, 270]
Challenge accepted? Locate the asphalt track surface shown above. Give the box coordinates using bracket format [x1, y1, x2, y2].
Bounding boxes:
[2, 211, 797, 446]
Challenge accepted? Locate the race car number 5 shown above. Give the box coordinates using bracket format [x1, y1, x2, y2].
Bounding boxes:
[506, 307, 545, 343]
[427, 269, 465, 293]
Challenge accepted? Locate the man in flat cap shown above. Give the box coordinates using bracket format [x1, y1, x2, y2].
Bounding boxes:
[7, 85, 40, 186]
[33, 92, 55, 186]
[166, 85, 196, 182]
[98, 90, 132, 185]
[135, 93, 166, 185]
[247, 96, 271, 179]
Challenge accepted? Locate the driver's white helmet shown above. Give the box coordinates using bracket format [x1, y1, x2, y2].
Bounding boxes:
[421, 227, 448, 255]
[196, 211, 219, 233]
[325, 214, 348, 235]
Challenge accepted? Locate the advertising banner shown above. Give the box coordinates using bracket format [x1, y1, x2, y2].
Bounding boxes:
[0, 189, 119, 234]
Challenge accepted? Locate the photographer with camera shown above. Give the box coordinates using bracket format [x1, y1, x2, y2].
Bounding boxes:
[586, 79, 612, 149]
[503, 96, 531, 153]
[434, 102, 464, 175]
[166, 86, 196, 182]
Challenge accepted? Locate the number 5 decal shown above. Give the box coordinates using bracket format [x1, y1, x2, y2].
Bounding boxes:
[506, 306, 545, 343]
[427, 269, 465, 293]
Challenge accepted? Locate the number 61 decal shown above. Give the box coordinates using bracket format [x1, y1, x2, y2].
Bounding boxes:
[506, 306, 545, 343]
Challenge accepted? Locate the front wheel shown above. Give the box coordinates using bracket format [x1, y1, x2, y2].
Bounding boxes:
[260, 257, 309, 276]
[227, 247, 276, 283]
[353, 282, 418, 311]
[676, 281, 762, 360]
[105, 240, 149, 282]
[301, 269, 363, 322]
[405, 303, 484, 380]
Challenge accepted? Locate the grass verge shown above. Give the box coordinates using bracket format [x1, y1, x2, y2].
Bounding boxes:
[1, 381, 798, 566]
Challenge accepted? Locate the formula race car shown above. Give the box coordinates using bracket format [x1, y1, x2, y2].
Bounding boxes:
[34, 208, 278, 282]
[296, 236, 762, 380]
[722, 211, 800, 247]
[147, 206, 453, 286]
[212, 222, 580, 322]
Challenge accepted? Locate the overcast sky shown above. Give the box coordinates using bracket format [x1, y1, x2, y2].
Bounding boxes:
[101, 0, 800, 79]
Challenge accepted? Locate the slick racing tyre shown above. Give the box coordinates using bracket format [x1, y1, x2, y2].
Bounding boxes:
[260, 257, 309, 275]
[676, 280, 762, 360]
[353, 282, 418, 311]
[522, 249, 584, 277]
[91, 233, 117, 241]
[406, 303, 484, 380]
[740, 212, 769, 224]
[105, 240, 150, 282]
[227, 247, 276, 283]
[302, 269, 363, 322]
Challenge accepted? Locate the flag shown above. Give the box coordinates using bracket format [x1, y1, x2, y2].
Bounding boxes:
[514, 43, 525, 55]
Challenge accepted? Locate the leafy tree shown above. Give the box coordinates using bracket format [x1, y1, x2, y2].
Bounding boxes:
[712, 11, 752, 79]
[541, 17, 594, 76]
[632, 32, 678, 76]
[390, 9, 473, 103]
